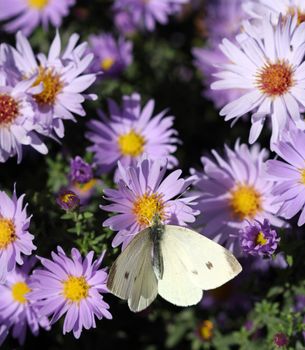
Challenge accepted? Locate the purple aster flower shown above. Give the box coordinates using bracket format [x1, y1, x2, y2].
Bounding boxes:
[113, 10, 137, 35]
[192, 0, 246, 108]
[0, 0, 75, 36]
[56, 189, 80, 211]
[211, 15, 305, 147]
[10, 31, 97, 139]
[0, 258, 50, 345]
[0, 56, 47, 163]
[29, 247, 112, 339]
[240, 219, 280, 257]
[191, 141, 286, 254]
[86, 93, 179, 178]
[0, 187, 36, 283]
[102, 157, 198, 249]
[294, 295, 305, 312]
[266, 129, 305, 226]
[113, 0, 189, 31]
[69, 156, 93, 184]
[88, 33, 133, 77]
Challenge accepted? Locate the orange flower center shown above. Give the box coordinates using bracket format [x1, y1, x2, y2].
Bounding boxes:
[257, 61, 294, 97]
[0, 94, 19, 126]
[32, 66, 63, 106]
[132, 193, 166, 227]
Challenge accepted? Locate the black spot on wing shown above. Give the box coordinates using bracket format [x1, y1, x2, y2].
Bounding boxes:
[206, 261, 213, 270]
[124, 272, 130, 279]
[192, 270, 198, 275]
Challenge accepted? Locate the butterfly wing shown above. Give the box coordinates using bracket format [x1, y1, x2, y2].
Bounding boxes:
[157, 230, 204, 306]
[107, 228, 158, 312]
[161, 225, 242, 292]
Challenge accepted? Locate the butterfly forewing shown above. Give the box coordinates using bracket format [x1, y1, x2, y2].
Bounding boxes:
[107, 228, 158, 312]
[162, 225, 242, 291]
[157, 231, 204, 306]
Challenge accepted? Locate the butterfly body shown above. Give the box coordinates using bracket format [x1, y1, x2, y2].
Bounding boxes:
[107, 223, 242, 312]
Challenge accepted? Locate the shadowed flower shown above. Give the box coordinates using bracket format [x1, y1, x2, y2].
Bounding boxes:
[88, 33, 133, 77]
[0, 0, 75, 36]
[240, 219, 280, 257]
[29, 247, 112, 339]
[102, 158, 198, 249]
[211, 15, 305, 146]
[0, 258, 50, 345]
[191, 141, 285, 254]
[69, 156, 93, 184]
[266, 129, 305, 226]
[10, 31, 96, 139]
[56, 189, 80, 211]
[86, 93, 179, 178]
[192, 0, 246, 108]
[113, 0, 188, 31]
[0, 187, 36, 283]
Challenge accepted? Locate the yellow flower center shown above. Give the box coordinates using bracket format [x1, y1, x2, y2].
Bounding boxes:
[101, 57, 115, 71]
[199, 320, 213, 341]
[75, 179, 97, 194]
[118, 129, 146, 157]
[257, 61, 294, 97]
[133, 193, 165, 227]
[300, 169, 305, 184]
[0, 94, 19, 127]
[11, 282, 31, 304]
[28, 0, 49, 10]
[255, 231, 268, 246]
[229, 185, 262, 220]
[0, 218, 16, 250]
[32, 66, 63, 106]
[62, 276, 89, 303]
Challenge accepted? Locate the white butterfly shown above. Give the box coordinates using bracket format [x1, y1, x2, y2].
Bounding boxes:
[107, 221, 242, 312]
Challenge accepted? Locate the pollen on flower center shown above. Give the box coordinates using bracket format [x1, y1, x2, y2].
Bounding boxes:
[255, 231, 267, 246]
[0, 218, 16, 249]
[11, 282, 31, 304]
[101, 57, 115, 71]
[75, 179, 97, 193]
[62, 276, 89, 303]
[229, 185, 262, 220]
[288, 7, 305, 25]
[118, 129, 146, 157]
[0, 94, 19, 126]
[28, 0, 49, 10]
[133, 193, 165, 227]
[33, 66, 63, 106]
[257, 61, 294, 97]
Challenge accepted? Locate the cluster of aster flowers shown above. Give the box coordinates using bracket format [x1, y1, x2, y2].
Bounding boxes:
[0, 31, 96, 163]
[0, 186, 112, 345]
[113, 0, 189, 33]
[5, 0, 305, 347]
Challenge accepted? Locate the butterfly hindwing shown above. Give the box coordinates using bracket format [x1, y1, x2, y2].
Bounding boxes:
[162, 225, 242, 291]
[107, 228, 158, 312]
